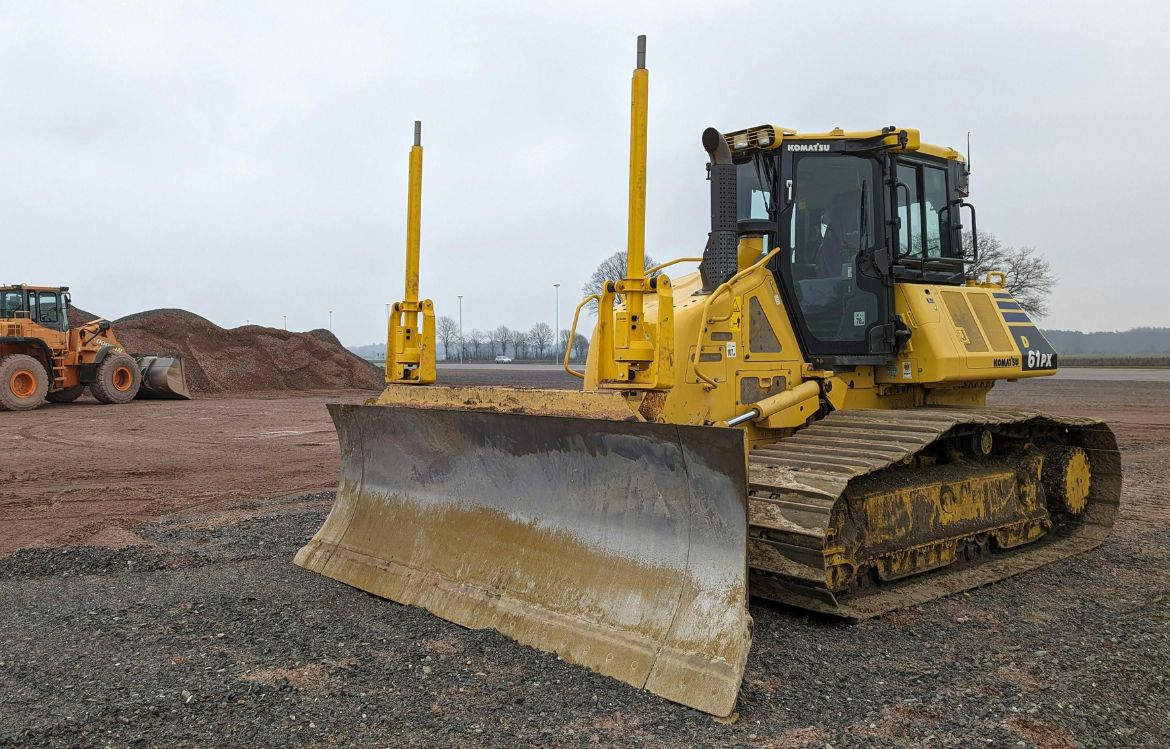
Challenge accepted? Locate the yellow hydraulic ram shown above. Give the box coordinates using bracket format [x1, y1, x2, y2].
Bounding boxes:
[594, 35, 674, 390]
[385, 120, 437, 384]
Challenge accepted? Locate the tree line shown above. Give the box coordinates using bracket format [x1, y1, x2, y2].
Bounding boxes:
[434, 317, 589, 361]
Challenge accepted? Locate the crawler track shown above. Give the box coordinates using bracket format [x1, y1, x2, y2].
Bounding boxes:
[746, 407, 1122, 619]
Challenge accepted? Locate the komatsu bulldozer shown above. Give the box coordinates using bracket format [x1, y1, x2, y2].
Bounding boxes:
[0, 284, 189, 410]
[297, 38, 1120, 717]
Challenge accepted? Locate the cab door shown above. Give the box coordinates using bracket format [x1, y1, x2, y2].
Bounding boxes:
[777, 146, 894, 363]
[28, 290, 69, 346]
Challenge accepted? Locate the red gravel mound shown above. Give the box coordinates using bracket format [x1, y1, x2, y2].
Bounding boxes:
[108, 309, 383, 395]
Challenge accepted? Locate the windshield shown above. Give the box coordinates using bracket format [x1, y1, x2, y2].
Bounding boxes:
[0, 290, 22, 318]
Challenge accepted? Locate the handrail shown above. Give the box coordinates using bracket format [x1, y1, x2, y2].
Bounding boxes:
[563, 293, 601, 379]
[644, 256, 702, 275]
[687, 247, 782, 390]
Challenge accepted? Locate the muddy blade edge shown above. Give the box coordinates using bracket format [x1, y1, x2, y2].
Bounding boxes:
[295, 403, 753, 717]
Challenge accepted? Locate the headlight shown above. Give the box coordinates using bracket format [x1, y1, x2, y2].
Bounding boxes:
[732, 133, 750, 150]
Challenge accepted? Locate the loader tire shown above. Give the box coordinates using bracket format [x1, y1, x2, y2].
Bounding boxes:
[90, 352, 141, 404]
[47, 385, 86, 403]
[0, 354, 49, 411]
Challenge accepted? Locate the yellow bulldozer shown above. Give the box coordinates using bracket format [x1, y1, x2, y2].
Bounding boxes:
[0, 284, 190, 410]
[296, 37, 1120, 717]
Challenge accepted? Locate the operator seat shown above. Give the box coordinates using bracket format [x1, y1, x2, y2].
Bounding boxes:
[817, 191, 862, 277]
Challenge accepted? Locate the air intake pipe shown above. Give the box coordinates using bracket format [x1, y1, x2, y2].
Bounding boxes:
[700, 127, 738, 292]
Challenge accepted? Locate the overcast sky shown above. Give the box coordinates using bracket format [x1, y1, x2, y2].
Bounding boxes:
[3, 1, 1167, 345]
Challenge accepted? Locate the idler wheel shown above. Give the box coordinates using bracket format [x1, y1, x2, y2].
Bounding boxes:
[1043, 446, 1092, 515]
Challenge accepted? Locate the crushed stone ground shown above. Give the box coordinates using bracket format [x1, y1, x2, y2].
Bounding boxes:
[0, 375, 1167, 747]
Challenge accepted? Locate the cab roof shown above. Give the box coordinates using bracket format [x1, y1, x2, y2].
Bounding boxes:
[723, 124, 965, 163]
[0, 284, 67, 293]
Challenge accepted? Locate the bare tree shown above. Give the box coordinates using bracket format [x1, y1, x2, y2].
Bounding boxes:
[435, 316, 459, 361]
[513, 331, 531, 360]
[467, 329, 485, 360]
[571, 333, 589, 361]
[491, 325, 511, 357]
[505, 329, 525, 359]
[581, 251, 661, 316]
[964, 231, 1057, 317]
[529, 322, 553, 359]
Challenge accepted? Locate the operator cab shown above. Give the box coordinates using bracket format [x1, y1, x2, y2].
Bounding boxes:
[724, 125, 973, 367]
[0, 285, 71, 333]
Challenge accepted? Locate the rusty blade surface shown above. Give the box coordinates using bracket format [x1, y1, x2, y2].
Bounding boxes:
[134, 356, 191, 400]
[295, 403, 753, 716]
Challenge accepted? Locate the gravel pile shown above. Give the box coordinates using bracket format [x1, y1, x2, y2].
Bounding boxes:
[107, 309, 382, 395]
[66, 304, 382, 395]
[2, 487, 1166, 748]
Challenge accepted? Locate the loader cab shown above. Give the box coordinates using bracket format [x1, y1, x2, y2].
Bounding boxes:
[727, 126, 969, 367]
[0, 285, 70, 333]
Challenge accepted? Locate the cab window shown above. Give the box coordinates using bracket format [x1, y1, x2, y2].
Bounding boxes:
[786, 152, 881, 344]
[36, 291, 61, 326]
[0, 291, 21, 318]
[896, 161, 955, 259]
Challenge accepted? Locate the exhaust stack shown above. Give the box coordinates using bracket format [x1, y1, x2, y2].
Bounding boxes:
[701, 127, 739, 291]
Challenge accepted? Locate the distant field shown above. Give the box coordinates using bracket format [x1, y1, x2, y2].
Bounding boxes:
[1061, 354, 1170, 368]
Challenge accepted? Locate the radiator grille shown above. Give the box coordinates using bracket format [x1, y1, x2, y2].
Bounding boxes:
[969, 293, 1014, 352]
[941, 291, 988, 353]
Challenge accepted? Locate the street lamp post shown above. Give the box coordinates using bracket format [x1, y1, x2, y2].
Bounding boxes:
[457, 295, 464, 364]
[553, 283, 560, 361]
[329, 310, 333, 332]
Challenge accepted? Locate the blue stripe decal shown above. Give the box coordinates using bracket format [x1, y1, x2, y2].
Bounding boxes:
[993, 292, 1013, 299]
[997, 301, 1023, 310]
[1002, 312, 1031, 323]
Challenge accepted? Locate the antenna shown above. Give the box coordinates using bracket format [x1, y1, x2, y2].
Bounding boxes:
[966, 131, 972, 173]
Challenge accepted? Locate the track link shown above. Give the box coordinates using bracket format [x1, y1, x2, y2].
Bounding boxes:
[746, 407, 1121, 619]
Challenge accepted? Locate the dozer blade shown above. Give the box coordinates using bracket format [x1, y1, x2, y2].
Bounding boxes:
[133, 355, 191, 400]
[296, 402, 753, 716]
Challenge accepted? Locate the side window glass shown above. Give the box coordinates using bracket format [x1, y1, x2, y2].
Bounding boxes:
[37, 292, 60, 325]
[923, 167, 950, 258]
[896, 163, 921, 257]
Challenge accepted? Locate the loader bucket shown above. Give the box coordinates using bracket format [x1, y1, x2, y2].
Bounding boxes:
[296, 401, 753, 716]
[133, 355, 191, 400]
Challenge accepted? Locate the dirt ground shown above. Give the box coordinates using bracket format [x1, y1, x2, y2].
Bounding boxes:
[0, 390, 376, 555]
[2, 370, 1168, 748]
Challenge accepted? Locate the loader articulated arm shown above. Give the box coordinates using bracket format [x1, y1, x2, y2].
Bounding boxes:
[385, 120, 436, 385]
[593, 35, 675, 391]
